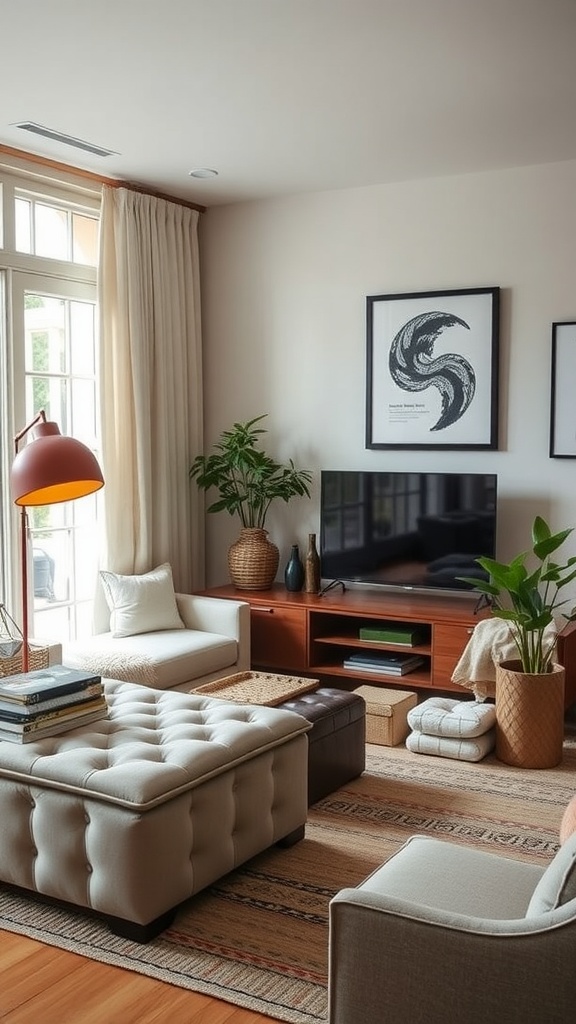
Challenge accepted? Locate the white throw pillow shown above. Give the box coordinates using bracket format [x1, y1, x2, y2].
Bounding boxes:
[100, 563, 185, 638]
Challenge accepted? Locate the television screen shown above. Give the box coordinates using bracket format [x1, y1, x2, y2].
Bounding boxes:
[320, 471, 497, 593]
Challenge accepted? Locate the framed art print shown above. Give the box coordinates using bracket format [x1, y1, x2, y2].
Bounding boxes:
[550, 321, 576, 458]
[366, 287, 500, 450]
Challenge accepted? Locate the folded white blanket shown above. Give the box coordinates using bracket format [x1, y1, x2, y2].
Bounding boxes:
[451, 617, 557, 699]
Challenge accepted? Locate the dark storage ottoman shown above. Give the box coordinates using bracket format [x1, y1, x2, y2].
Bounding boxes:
[279, 687, 366, 805]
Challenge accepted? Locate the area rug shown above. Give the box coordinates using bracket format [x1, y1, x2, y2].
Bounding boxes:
[2, 740, 576, 1023]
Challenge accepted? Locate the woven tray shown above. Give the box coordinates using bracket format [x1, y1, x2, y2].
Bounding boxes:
[192, 671, 319, 706]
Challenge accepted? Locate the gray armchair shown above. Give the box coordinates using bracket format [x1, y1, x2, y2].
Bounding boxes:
[328, 832, 576, 1024]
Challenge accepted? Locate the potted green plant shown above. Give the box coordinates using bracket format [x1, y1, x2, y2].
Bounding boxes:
[460, 515, 576, 767]
[189, 415, 312, 590]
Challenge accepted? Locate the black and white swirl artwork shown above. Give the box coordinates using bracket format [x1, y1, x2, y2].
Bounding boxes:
[389, 311, 476, 431]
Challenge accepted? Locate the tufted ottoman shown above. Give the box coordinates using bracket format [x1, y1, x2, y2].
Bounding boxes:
[279, 688, 366, 804]
[0, 680, 310, 941]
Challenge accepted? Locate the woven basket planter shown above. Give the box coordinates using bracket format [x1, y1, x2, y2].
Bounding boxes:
[495, 659, 565, 768]
[228, 528, 279, 590]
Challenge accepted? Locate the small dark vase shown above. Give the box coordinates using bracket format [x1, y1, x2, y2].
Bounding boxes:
[284, 544, 305, 592]
[304, 533, 321, 594]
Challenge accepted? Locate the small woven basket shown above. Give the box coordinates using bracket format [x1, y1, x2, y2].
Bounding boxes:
[0, 604, 51, 677]
[0, 644, 50, 678]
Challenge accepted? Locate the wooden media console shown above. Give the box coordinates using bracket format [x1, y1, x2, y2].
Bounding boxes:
[203, 584, 576, 707]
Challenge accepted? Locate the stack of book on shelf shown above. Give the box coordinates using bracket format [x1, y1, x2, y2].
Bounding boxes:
[343, 651, 426, 677]
[0, 666, 107, 743]
[358, 623, 425, 646]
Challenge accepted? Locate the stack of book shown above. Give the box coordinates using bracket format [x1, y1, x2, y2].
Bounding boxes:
[358, 623, 425, 646]
[343, 651, 426, 676]
[0, 666, 107, 743]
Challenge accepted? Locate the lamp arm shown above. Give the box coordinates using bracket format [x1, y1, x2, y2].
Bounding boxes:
[14, 410, 48, 674]
[14, 409, 47, 454]
[20, 507, 30, 674]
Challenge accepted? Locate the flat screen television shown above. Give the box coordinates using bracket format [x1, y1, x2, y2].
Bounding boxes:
[320, 471, 497, 594]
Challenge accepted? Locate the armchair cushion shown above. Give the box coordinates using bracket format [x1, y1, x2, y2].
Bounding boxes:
[100, 563, 184, 638]
[63, 627, 237, 690]
[63, 592, 250, 693]
[351, 835, 543, 920]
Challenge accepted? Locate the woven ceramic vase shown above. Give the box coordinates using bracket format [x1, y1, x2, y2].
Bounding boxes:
[495, 659, 565, 768]
[228, 528, 279, 590]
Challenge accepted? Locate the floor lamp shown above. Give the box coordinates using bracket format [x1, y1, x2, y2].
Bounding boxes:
[10, 410, 105, 673]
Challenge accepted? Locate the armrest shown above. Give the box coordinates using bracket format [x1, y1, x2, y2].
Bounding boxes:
[175, 594, 251, 669]
[328, 890, 576, 1024]
[330, 886, 564, 936]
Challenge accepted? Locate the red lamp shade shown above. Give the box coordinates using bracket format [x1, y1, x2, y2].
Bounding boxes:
[11, 420, 104, 506]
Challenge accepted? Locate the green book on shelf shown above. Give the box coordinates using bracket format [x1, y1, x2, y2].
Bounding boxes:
[358, 624, 424, 645]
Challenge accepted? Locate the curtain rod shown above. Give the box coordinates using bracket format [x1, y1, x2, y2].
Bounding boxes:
[0, 144, 206, 213]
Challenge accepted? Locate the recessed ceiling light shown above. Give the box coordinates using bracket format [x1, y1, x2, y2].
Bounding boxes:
[188, 167, 219, 179]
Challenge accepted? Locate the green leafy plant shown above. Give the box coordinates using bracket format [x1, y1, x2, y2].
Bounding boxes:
[189, 415, 312, 529]
[459, 515, 576, 673]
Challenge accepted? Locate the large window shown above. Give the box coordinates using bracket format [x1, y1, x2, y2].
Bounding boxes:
[0, 164, 101, 644]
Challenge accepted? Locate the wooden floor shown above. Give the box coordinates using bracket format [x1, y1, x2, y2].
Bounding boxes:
[0, 931, 278, 1024]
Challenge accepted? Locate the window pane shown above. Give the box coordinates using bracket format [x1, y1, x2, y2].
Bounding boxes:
[15, 196, 31, 253]
[74, 525, 99, 600]
[72, 213, 98, 266]
[70, 300, 95, 376]
[35, 203, 68, 260]
[72, 377, 97, 445]
[24, 294, 67, 373]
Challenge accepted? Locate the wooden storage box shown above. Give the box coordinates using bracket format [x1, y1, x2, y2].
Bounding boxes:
[354, 685, 418, 746]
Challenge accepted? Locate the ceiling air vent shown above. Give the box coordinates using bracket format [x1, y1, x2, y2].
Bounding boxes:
[13, 122, 118, 158]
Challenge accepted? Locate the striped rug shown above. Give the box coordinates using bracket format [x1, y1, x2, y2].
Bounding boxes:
[1, 739, 576, 1023]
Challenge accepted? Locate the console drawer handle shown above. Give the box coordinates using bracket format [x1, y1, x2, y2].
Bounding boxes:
[253, 606, 275, 614]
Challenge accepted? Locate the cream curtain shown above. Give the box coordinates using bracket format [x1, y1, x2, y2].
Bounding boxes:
[97, 185, 204, 594]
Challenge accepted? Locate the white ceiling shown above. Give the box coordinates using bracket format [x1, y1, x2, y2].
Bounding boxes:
[2, 0, 576, 208]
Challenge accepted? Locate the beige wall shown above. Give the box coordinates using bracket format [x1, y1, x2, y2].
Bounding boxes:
[199, 159, 576, 589]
